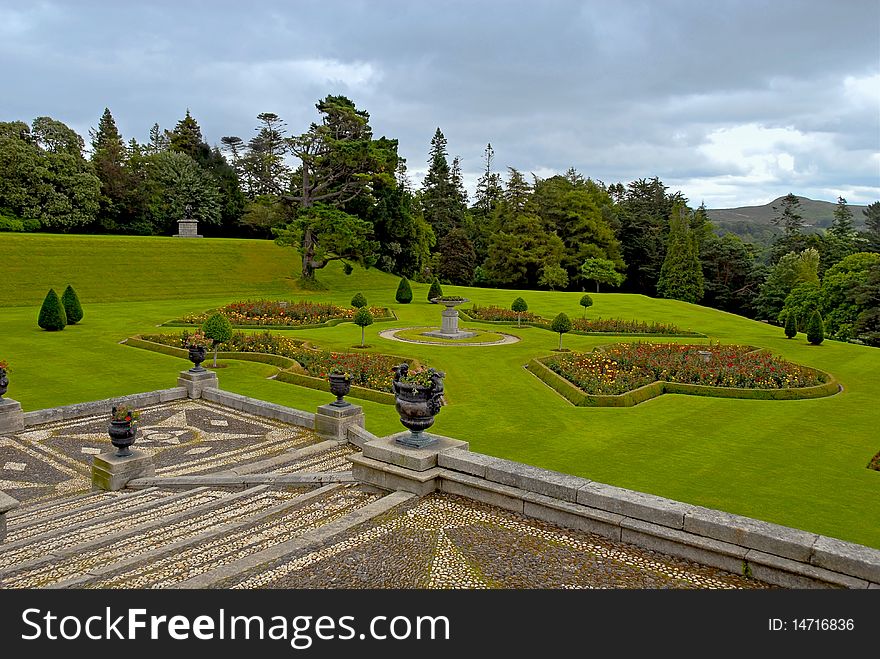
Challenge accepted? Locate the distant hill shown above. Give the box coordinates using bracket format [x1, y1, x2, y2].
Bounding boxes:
[707, 196, 869, 231]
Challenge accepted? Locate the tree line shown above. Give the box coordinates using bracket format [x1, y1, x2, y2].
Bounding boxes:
[1, 97, 878, 344]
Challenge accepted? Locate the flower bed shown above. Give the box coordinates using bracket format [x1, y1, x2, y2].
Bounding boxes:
[141, 331, 406, 393]
[569, 317, 689, 335]
[544, 343, 822, 396]
[171, 300, 391, 328]
[464, 305, 542, 323]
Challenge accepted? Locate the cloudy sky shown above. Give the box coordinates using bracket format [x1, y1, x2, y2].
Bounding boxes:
[2, 0, 878, 208]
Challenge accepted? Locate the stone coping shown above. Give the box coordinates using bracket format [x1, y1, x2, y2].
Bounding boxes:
[23, 388, 188, 426]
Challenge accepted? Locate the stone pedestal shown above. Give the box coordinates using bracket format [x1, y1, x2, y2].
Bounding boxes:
[175, 218, 202, 238]
[178, 369, 218, 399]
[0, 398, 24, 434]
[314, 403, 364, 442]
[0, 490, 20, 542]
[92, 449, 155, 491]
[349, 433, 469, 495]
[421, 304, 477, 340]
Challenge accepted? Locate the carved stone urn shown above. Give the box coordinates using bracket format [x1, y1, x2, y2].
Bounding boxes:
[187, 346, 207, 372]
[391, 363, 445, 448]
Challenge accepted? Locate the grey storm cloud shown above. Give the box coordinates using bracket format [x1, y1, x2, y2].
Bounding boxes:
[1, 0, 877, 207]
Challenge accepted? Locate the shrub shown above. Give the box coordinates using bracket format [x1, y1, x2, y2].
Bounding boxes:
[784, 312, 797, 339]
[353, 307, 374, 347]
[807, 310, 825, 345]
[511, 297, 528, 328]
[428, 278, 443, 302]
[38, 288, 67, 331]
[350, 292, 368, 309]
[61, 285, 84, 325]
[202, 313, 233, 366]
[550, 312, 572, 349]
[579, 294, 593, 318]
[395, 276, 413, 304]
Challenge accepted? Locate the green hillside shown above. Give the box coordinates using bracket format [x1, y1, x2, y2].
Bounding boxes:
[2, 234, 879, 549]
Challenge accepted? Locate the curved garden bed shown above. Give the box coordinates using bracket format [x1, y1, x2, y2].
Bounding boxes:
[526, 342, 839, 407]
[124, 331, 418, 405]
[161, 299, 395, 329]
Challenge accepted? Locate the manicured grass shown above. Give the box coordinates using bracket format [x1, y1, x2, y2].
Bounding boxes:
[2, 234, 879, 549]
[391, 327, 508, 343]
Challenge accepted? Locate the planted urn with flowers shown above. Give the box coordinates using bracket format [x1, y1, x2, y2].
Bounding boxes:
[392, 363, 445, 448]
[328, 365, 353, 407]
[108, 404, 140, 457]
[0, 359, 8, 399]
[184, 330, 208, 372]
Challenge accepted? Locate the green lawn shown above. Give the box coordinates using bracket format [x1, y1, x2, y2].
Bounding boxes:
[2, 233, 879, 548]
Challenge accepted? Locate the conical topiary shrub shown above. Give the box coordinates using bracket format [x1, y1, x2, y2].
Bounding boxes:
[61, 284, 84, 325]
[428, 278, 443, 303]
[395, 276, 413, 304]
[784, 312, 797, 339]
[38, 288, 67, 331]
[806, 310, 824, 345]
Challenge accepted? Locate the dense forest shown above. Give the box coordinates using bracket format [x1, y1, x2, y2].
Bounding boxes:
[2, 96, 879, 345]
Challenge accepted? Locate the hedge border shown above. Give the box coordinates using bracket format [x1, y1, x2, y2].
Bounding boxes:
[123, 335, 408, 405]
[160, 307, 397, 330]
[458, 309, 706, 338]
[526, 354, 840, 407]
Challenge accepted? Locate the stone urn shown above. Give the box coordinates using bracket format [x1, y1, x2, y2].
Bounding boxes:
[392, 363, 445, 448]
[187, 346, 207, 372]
[423, 297, 476, 340]
[0, 368, 7, 399]
[108, 417, 137, 458]
[328, 373, 352, 407]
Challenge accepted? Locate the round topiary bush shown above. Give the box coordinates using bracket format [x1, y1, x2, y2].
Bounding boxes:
[511, 297, 528, 327]
[428, 278, 443, 303]
[202, 313, 233, 366]
[350, 292, 368, 309]
[38, 288, 67, 331]
[806, 310, 824, 345]
[579, 293, 593, 318]
[784, 312, 797, 339]
[395, 276, 413, 304]
[550, 312, 572, 350]
[353, 306, 374, 347]
[61, 284, 84, 325]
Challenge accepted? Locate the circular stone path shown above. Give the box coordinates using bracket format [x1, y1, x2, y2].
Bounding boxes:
[379, 327, 520, 346]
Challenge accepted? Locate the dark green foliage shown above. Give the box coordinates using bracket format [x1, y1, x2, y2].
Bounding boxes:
[395, 277, 413, 304]
[550, 312, 572, 349]
[580, 257, 625, 293]
[202, 313, 233, 366]
[864, 202, 880, 253]
[61, 285, 83, 324]
[511, 296, 528, 327]
[784, 311, 797, 339]
[38, 288, 67, 331]
[579, 293, 593, 317]
[350, 292, 367, 309]
[436, 228, 476, 285]
[657, 205, 704, 303]
[806, 310, 825, 345]
[353, 306, 374, 346]
[419, 128, 466, 241]
[427, 278, 443, 302]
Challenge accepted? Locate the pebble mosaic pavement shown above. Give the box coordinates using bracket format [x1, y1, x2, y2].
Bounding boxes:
[1, 400, 773, 589]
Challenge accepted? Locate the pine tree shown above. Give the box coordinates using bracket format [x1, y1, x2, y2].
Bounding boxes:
[350, 292, 367, 309]
[473, 143, 502, 216]
[395, 276, 413, 304]
[784, 311, 797, 339]
[550, 312, 572, 350]
[61, 284, 83, 324]
[428, 278, 443, 302]
[864, 202, 880, 253]
[168, 110, 204, 159]
[806, 310, 825, 345]
[657, 205, 704, 303]
[353, 307, 374, 347]
[828, 196, 855, 239]
[202, 313, 233, 366]
[511, 297, 528, 327]
[419, 128, 464, 241]
[38, 288, 67, 331]
[90, 108, 129, 229]
[772, 193, 805, 237]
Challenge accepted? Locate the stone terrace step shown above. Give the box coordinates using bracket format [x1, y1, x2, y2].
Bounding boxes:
[1, 484, 316, 589]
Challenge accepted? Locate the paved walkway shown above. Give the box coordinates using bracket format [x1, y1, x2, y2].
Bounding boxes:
[0, 400, 771, 589]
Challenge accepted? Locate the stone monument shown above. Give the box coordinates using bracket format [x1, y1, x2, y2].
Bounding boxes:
[175, 204, 202, 238]
[421, 297, 477, 340]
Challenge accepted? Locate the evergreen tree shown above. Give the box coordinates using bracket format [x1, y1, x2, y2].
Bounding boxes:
[60, 284, 83, 324]
[395, 276, 413, 304]
[202, 313, 233, 367]
[353, 307, 374, 347]
[473, 143, 503, 216]
[168, 110, 204, 160]
[511, 297, 528, 327]
[579, 293, 593, 318]
[350, 292, 367, 309]
[90, 108, 129, 230]
[437, 228, 476, 285]
[427, 278, 443, 302]
[550, 312, 572, 350]
[784, 310, 797, 338]
[419, 128, 464, 241]
[657, 205, 704, 303]
[38, 288, 67, 331]
[864, 201, 880, 253]
[829, 196, 855, 239]
[806, 310, 824, 345]
[147, 123, 169, 154]
[770, 193, 806, 259]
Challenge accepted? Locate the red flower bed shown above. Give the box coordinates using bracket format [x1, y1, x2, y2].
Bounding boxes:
[465, 305, 542, 322]
[181, 300, 385, 327]
[545, 343, 821, 396]
[570, 317, 687, 335]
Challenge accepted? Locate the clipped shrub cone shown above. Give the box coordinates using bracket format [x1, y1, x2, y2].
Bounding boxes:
[38, 288, 67, 331]
[61, 284, 84, 324]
